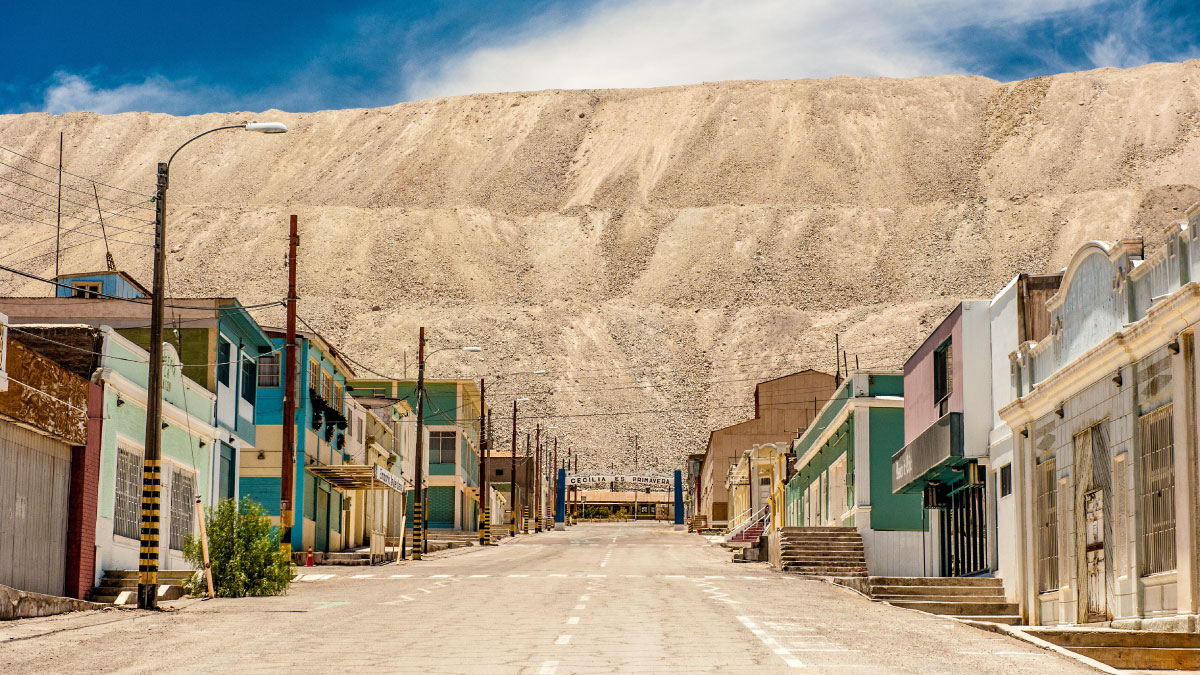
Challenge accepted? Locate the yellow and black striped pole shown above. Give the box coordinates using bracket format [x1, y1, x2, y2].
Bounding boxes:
[412, 500, 424, 560]
[137, 458, 161, 608]
[480, 505, 490, 546]
[523, 504, 530, 534]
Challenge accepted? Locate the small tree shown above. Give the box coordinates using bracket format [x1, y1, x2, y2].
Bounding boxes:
[183, 497, 294, 598]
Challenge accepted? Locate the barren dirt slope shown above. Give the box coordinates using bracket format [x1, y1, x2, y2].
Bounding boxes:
[2, 60, 1200, 472]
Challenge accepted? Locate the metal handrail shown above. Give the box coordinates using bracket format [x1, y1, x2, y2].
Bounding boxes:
[726, 503, 770, 541]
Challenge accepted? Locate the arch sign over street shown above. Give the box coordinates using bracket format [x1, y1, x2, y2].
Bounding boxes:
[565, 474, 672, 489]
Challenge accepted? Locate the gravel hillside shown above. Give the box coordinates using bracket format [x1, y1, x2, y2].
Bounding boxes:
[2, 60, 1200, 473]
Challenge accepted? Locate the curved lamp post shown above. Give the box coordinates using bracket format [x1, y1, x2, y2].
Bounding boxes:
[137, 122, 287, 610]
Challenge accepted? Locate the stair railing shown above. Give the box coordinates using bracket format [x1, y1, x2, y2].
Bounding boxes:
[725, 503, 771, 542]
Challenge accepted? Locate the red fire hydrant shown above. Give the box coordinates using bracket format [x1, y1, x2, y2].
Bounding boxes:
[306, 545, 314, 567]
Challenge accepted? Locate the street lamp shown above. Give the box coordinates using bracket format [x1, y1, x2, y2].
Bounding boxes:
[137, 121, 287, 610]
[411, 328, 481, 561]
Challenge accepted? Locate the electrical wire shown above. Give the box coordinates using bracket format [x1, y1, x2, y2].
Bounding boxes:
[0, 174, 154, 224]
[0, 146, 154, 205]
[0, 205, 155, 248]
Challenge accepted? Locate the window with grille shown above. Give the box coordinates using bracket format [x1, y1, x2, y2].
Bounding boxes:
[1035, 458, 1059, 592]
[430, 431, 456, 464]
[115, 446, 142, 540]
[257, 354, 281, 387]
[1138, 404, 1176, 575]
[169, 470, 195, 550]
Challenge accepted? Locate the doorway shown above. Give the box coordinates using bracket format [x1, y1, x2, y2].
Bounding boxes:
[316, 487, 330, 553]
[939, 482, 988, 577]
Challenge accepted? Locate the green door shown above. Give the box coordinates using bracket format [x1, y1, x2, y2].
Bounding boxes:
[316, 487, 330, 552]
[428, 486, 455, 529]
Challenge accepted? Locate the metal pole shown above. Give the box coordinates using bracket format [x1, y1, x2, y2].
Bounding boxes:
[280, 215, 298, 557]
[478, 378, 489, 546]
[412, 328, 426, 560]
[510, 400, 517, 537]
[573, 452, 578, 524]
[534, 423, 541, 532]
[524, 433, 531, 534]
[136, 161, 169, 609]
[551, 437, 557, 531]
[633, 435, 639, 521]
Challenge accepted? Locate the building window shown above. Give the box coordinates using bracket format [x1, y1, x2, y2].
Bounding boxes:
[999, 464, 1012, 497]
[114, 446, 142, 540]
[1138, 404, 1176, 575]
[333, 382, 344, 413]
[169, 469, 196, 551]
[321, 369, 333, 403]
[356, 417, 364, 442]
[1035, 458, 1058, 593]
[257, 354, 281, 387]
[495, 468, 504, 477]
[934, 339, 953, 415]
[217, 339, 232, 387]
[308, 359, 320, 394]
[241, 356, 257, 404]
[430, 431, 456, 464]
[71, 281, 102, 298]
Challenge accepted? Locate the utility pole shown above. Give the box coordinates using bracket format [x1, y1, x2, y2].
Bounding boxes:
[534, 423, 541, 532]
[524, 433, 531, 534]
[478, 378, 488, 546]
[280, 215, 299, 557]
[412, 328, 426, 560]
[510, 401, 517, 538]
[54, 132, 62, 286]
[633, 434, 639, 522]
[552, 437, 557, 530]
[573, 452, 578, 524]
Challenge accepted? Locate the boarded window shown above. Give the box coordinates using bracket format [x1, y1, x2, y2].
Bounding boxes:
[1138, 404, 1176, 575]
[169, 469, 195, 550]
[1035, 458, 1058, 593]
[115, 446, 142, 540]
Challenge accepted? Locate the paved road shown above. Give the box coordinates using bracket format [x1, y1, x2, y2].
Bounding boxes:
[1, 522, 1094, 674]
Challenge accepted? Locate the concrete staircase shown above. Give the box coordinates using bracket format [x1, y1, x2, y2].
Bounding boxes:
[779, 527, 868, 577]
[426, 529, 480, 546]
[91, 570, 193, 604]
[868, 577, 1020, 625]
[728, 520, 767, 544]
[1023, 628, 1200, 670]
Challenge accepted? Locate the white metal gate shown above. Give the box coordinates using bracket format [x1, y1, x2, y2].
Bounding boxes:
[0, 421, 72, 596]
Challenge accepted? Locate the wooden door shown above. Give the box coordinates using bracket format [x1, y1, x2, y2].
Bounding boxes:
[316, 488, 330, 552]
[1083, 489, 1107, 622]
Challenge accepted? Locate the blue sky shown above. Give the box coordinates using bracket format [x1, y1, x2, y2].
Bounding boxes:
[3, 0, 1198, 115]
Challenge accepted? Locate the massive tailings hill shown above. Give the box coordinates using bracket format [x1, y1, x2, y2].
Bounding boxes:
[3, 61, 1200, 471]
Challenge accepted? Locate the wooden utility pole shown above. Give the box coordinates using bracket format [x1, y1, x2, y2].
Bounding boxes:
[54, 132, 62, 287]
[510, 401, 518, 537]
[280, 215, 299, 555]
[478, 378, 488, 545]
[412, 328, 427, 559]
[534, 423, 541, 532]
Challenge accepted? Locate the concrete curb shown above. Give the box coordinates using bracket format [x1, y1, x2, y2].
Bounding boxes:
[819, 578, 1114, 674]
[1, 584, 106, 621]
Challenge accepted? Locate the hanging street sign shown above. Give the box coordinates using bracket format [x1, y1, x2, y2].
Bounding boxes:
[566, 474, 672, 489]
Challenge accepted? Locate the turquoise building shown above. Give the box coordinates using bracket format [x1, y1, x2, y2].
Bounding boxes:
[242, 329, 356, 553]
[784, 371, 931, 576]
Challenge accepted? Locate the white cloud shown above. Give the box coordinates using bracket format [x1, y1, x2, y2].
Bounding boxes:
[38, 71, 222, 115]
[405, 0, 1105, 100]
[1085, 1, 1151, 69]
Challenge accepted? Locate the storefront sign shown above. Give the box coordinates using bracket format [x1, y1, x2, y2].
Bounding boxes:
[373, 464, 406, 492]
[891, 412, 963, 494]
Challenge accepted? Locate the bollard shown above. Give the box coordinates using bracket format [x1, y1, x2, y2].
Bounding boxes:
[306, 545, 314, 567]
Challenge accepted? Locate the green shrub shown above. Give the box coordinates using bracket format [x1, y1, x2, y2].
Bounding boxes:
[183, 497, 294, 598]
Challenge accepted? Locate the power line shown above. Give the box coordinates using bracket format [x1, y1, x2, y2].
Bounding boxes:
[0, 190, 155, 236]
[0, 204, 154, 248]
[0, 146, 154, 205]
[0, 173, 155, 225]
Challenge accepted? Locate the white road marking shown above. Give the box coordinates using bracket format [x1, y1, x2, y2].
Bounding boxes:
[586, 574, 606, 578]
[555, 635, 572, 645]
[579, 595, 589, 601]
[469, 574, 490, 578]
[567, 617, 580, 625]
[574, 604, 586, 610]
[599, 562, 607, 567]
[737, 616, 804, 669]
[430, 574, 452, 578]
[389, 574, 412, 578]
[664, 574, 686, 578]
[538, 660, 559, 675]
[548, 573, 568, 577]
[419, 588, 432, 594]
[350, 574, 375, 579]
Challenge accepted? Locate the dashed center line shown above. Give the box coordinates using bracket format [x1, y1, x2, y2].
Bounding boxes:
[555, 635, 572, 645]
[579, 595, 589, 602]
[566, 617, 580, 625]
[538, 660, 559, 674]
[574, 604, 586, 610]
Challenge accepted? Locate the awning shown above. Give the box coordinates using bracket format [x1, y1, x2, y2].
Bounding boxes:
[307, 464, 408, 493]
